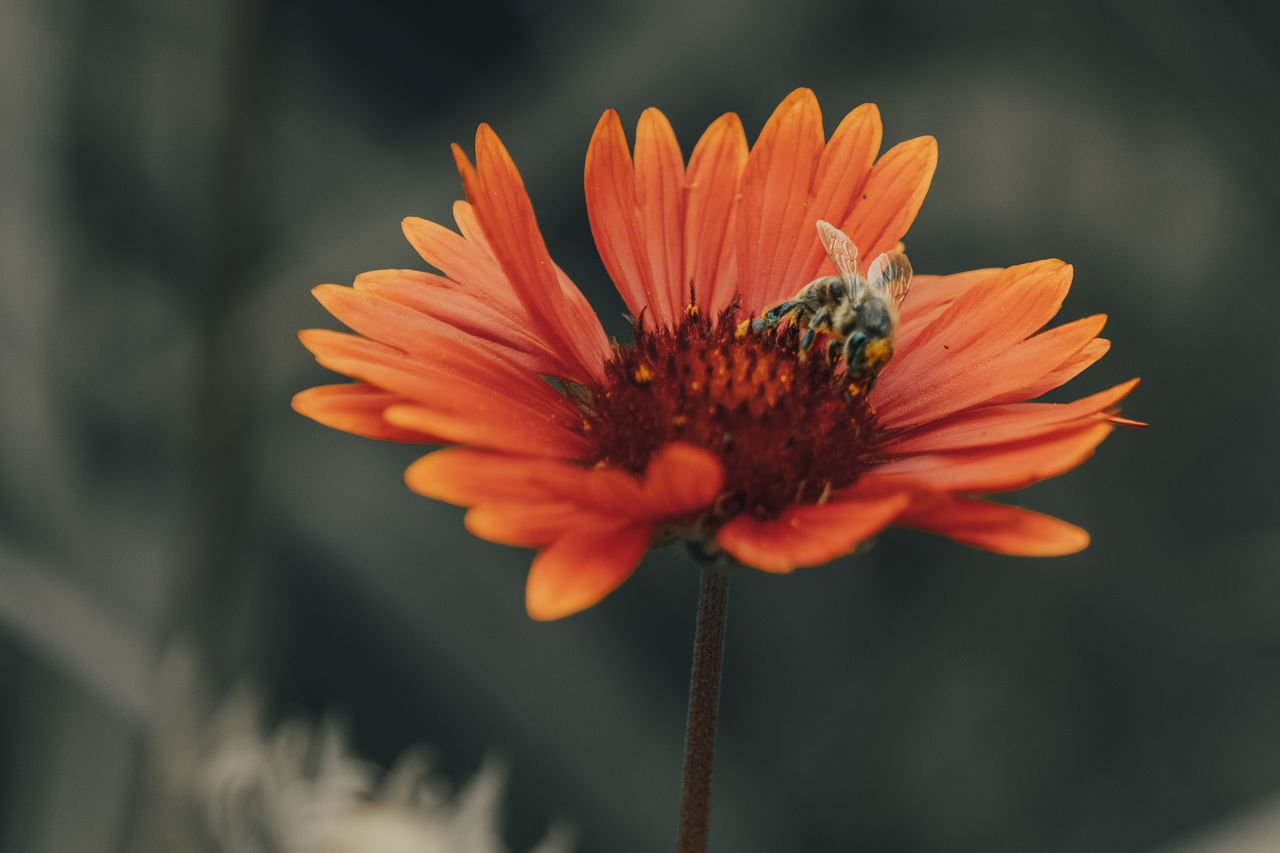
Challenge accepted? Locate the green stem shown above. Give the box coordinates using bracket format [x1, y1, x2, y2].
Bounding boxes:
[677, 566, 729, 853]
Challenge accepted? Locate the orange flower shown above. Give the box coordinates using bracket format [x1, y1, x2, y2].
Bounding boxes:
[294, 89, 1139, 620]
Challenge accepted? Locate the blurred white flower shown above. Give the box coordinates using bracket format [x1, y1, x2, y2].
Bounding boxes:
[133, 648, 573, 853]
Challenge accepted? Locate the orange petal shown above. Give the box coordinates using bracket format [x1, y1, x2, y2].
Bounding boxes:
[898, 496, 1090, 556]
[454, 128, 609, 381]
[451, 200, 497, 258]
[352, 267, 508, 318]
[401, 216, 511, 302]
[461, 448, 725, 547]
[525, 522, 654, 620]
[787, 103, 883, 286]
[585, 109, 656, 322]
[351, 270, 557, 373]
[639, 442, 724, 514]
[301, 332, 589, 458]
[736, 88, 825, 313]
[877, 313, 1108, 430]
[385, 403, 591, 458]
[292, 383, 441, 443]
[837, 134, 938, 263]
[715, 490, 911, 573]
[890, 314, 1108, 425]
[895, 269, 1001, 351]
[465, 500, 595, 547]
[986, 337, 1112, 404]
[870, 422, 1114, 493]
[882, 379, 1140, 453]
[634, 108, 687, 322]
[405, 448, 587, 505]
[310, 286, 474, 360]
[298, 327, 569, 414]
[685, 113, 748, 312]
[873, 261, 1085, 427]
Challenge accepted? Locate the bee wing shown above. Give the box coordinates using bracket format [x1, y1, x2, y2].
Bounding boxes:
[865, 250, 913, 308]
[816, 220, 861, 290]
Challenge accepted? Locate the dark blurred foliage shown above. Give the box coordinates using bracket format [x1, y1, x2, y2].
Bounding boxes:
[2, 0, 1279, 850]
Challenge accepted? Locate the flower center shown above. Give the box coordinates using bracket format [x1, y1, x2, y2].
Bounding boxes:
[573, 304, 881, 522]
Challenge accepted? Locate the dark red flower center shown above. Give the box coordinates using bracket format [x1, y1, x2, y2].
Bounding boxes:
[572, 304, 882, 522]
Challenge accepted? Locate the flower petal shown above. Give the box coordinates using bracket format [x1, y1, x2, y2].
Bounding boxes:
[465, 500, 595, 547]
[298, 327, 568, 415]
[525, 522, 654, 620]
[787, 103, 883, 286]
[635, 108, 688, 322]
[300, 330, 590, 458]
[897, 496, 1090, 556]
[894, 269, 1000, 351]
[402, 216, 510, 302]
[882, 379, 1139, 453]
[319, 280, 554, 374]
[893, 313, 1109, 427]
[639, 442, 724, 514]
[837, 134, 938, 263]
[873, 261, 1087, 427]
[585, 109, 659, 323]
[685, 113, 748, 313]
[451, 200, 497, 258]
[716, 490, 911, 573]
[986, 337, 1112, 404]
[292, 383, 441, 443]
[405, 449, 586, 505]
[453, 126, 609, 382]
[385, 404, 591, 458]
[870, 422, 1114, 493]
[737, 88, 825, 313]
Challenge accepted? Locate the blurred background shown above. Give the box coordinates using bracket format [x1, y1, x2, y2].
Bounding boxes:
[3, 0, 1279, 850]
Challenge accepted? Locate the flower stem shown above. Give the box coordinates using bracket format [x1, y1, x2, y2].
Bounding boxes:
[678, 565, 729, 853]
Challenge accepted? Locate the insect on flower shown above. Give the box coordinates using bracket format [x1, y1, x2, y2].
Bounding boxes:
[752, 220, 912, 396]
[294, 89, 1141, 620]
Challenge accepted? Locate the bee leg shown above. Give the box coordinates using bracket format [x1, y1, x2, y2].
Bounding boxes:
[826, 339, 842, 366]
[844, 332, 869, 369]
[797, 306, 830, 352]
[764, 301, 801, 326]
[843, 333, 870, 396]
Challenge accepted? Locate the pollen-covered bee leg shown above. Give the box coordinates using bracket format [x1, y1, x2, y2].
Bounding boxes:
[844, 332, 869, 371]
[764, 300, 801, 326]
[842, 333, 872, 397]
[799, 307, 829, 352]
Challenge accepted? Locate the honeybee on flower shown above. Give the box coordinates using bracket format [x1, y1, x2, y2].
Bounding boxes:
[750, 220, 912, 396]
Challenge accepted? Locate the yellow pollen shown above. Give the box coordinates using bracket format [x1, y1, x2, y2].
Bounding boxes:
[864, 339, 892, 366]
[633, 363, 654, 383]
[847, 382, 862, 397]
[685, 303, 700, 318]
[735, 319, 752, 338]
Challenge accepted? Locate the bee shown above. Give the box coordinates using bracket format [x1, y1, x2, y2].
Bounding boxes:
[760, 220, 913, 394]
